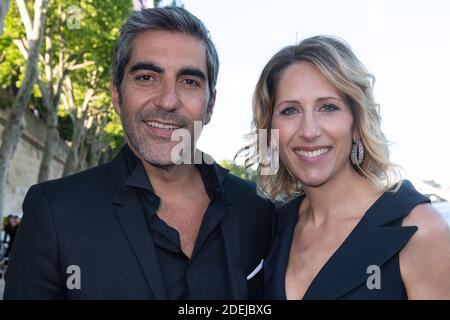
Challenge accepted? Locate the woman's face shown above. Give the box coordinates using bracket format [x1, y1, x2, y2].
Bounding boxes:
[271, 61, 355, 188]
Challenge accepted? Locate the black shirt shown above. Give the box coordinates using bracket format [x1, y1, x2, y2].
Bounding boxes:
[124, 151, 230, 299]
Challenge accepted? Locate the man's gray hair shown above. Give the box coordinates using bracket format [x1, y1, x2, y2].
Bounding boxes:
[111, 6, 219, 96]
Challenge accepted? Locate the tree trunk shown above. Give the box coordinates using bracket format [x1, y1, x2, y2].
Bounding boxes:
[88, 138, 104, 168]
[37, 109, 58, 182]
[76, 139, 88, 172]
[62, 120, 85, 176]
[0, 0, 11, 35]
[0, 1, 49, 222]
[87, 115, 108, 168]
[99, 146, 111, 165]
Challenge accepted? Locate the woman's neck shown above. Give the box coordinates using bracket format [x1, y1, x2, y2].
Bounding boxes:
[300, 166, 380, 227]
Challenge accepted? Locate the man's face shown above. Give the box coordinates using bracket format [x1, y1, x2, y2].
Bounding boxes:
[111, 31, 215, 167]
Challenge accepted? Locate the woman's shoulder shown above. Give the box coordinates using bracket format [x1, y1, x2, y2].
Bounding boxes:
[401, 197, 449, 257]
[384, 179, 443, 226]
[402, 202, 449, 240]
[400, 201, 450, 298]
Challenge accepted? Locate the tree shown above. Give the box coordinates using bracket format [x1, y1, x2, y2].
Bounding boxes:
[219, 160, 257, 182]
[4, 0, 131, 181]
[0, 0, 131, 220]
[57, 0, 131, 174]
[0, 0, 11, 35]
[33, 3, 93, 182]
[61, 73, 95, 176]
[0, 0, 49, 221]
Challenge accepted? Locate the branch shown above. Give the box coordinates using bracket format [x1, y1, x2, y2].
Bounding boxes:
[16, 0, 33, 39]
[53, 71, 69, 109]
[67, 61, 95, 71]
[39, 52, 45, 66]
[37, 77, 52, 111]
[44, 34, 53, 87]
[32, 0, 48, 39]
[62, 76, 76, 115]
[81, 88, 95, 114]
[58, 43, 64, 79]
[13, 39, 28, 58]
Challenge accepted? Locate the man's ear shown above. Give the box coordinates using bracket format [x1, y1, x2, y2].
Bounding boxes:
[203, 91, 216, 125]
[110, 80, 121, 115]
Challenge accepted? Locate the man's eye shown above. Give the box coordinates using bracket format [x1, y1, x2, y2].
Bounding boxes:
[281, 107, 298, 116]
[182, 79, 200, 87]
[136, 75, 154, 81]
[319, 103, 338, 112]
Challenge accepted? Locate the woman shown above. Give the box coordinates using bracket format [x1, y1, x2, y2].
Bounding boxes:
[249, 36, 450, 299]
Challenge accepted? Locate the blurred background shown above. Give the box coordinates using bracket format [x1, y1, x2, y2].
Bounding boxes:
[0, 2, 449, 286]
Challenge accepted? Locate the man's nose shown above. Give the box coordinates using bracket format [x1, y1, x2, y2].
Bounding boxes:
[299, 112, 321, 141]
[156, 80, 179, 111]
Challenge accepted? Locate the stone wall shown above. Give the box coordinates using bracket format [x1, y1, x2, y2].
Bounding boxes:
[0, 108, 68, 216]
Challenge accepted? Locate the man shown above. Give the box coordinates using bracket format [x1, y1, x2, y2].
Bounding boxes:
[4, 7, 274, 299]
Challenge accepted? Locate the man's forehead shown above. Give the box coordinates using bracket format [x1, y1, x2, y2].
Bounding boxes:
[127, 30, 208, 72]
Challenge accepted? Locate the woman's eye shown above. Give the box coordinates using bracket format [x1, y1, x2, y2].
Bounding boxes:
[280, 107, 298, 116]
[319, 103, 338, 112]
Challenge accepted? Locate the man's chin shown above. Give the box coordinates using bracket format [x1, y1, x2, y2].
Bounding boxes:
[148, 162, 178, 170]
[131, 142, 177, 167]
[140, 154, 176, 168]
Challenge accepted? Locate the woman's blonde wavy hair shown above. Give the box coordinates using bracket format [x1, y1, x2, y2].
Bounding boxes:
[241, 35, 402, 200]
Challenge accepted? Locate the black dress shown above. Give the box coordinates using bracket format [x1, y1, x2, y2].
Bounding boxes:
[264, 180, 430, 300]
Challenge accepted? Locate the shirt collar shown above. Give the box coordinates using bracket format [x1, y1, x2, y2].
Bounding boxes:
[126, 158, 155, 193]
[122, 145, 228, 200]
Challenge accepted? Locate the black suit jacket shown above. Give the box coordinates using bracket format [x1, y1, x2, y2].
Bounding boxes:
[4, 146, 274, 299]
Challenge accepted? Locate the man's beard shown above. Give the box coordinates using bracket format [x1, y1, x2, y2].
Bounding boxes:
[119, 104, 194, 168]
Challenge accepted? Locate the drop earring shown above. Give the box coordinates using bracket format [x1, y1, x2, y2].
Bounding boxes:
[351, 139, 364, 165]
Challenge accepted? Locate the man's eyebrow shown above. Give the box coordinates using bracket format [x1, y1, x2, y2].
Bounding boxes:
[129, 62, 164, 74]
[177, 67, 206, 81]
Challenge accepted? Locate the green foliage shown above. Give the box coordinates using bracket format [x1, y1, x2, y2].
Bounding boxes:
[60, 0, 131, 149]
[219, 160, 257, 182]
[0, 3, 26, 96]
[0, 0, 131, 150]
[104, 111, 125, 157]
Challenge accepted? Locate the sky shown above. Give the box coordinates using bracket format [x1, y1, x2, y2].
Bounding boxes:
[172, 0, 450, 187]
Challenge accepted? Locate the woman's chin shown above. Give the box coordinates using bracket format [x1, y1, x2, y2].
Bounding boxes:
[297, 174, 329, 189]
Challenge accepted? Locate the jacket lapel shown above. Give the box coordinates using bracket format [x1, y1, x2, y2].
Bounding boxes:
[114, 192, 168, 300]
[303, 185, 425, 300]
[110, 146, 167, 299]
[264, 196, 302, 299]
[220, 195, 248, 300]
[266, 180, 427, 300]
[303, 216, 417, 300]
[263, 224, 296, 299]
[109, 147, 253, 300]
